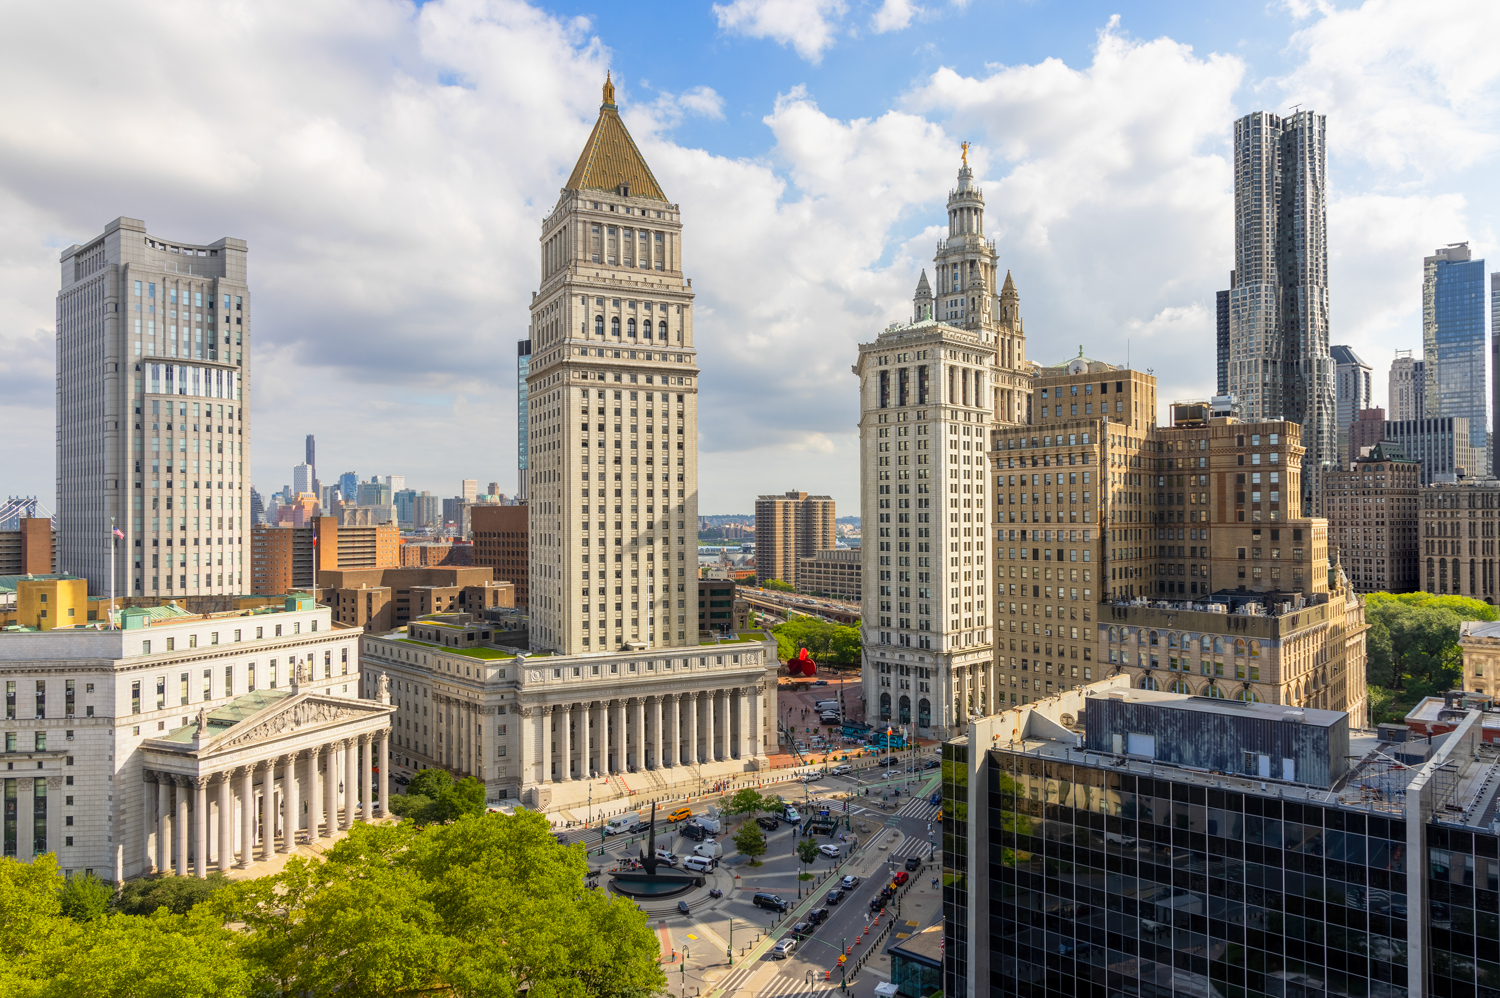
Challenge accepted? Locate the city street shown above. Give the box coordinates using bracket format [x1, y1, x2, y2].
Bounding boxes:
[577, 758, 945, 998]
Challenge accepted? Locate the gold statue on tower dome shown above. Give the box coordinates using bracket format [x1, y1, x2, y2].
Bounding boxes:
[961, 140, 969, 165]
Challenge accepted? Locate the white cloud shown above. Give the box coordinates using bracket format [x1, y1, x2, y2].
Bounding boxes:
[711, 0, 848, 63]
[1273, 0, 1500, 174]
[677, 86, 728, 119]
[871, 0, 921, 34]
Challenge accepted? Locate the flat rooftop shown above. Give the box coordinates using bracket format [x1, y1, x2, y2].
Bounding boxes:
[1096, 688, 1345, 729]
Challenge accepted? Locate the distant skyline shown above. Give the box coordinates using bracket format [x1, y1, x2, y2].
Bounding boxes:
[4, 0, 1499, 513]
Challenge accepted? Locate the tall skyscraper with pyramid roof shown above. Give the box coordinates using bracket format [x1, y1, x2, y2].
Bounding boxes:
[525, 76, 699, 655]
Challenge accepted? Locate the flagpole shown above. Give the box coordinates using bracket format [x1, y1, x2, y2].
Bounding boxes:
[109, 516, 116, 629]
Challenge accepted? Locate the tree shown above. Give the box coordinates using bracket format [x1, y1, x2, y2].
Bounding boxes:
[114, 872, 232, 916]
[390, 769, 488, 825]
[796, 837, 820, 881]
[58, 872, 112, 922]
[763, 579, 794, 593]
[734, 822, 767, 865]
[721, 788, 770, 817]
[773, 617, 862, 667]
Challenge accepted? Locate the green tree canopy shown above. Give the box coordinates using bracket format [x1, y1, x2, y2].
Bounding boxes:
[389, 769, 488, 825]
[796, 837, 821, 868]
[1364, 592, 1480, 694]
[773, 616, 861, 666]
[762, 579, 794, 592]
[721, 788, 771, 817]
[733, 821, 766, 864]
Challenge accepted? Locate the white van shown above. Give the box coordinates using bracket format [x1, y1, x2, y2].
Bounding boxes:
[605, 816, 634, 836]
[693, 840, 723, 859]
[697, 815, 723, 834]
[682, 855, 715, 873]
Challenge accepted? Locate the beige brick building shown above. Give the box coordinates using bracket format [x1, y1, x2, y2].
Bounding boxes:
[1323, 443, 1421, 594]
[796, 547, 862, 601]
[523, 76, 698, 654]
[1459, 618, 1500, 695]
[1421, 478, 1500, 602]
[754, 491, 835, 588]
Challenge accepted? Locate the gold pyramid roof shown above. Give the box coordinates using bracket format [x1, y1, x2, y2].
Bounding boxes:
[565, 75, 668, 202]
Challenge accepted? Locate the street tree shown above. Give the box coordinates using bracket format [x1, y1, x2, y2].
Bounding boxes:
[733, 821, 767, 865]
[721, 788, 769, 817]
[796, 837, 820, 881]
[388, 768, 488, 825]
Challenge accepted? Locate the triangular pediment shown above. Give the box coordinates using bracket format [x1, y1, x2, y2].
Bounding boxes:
[202, 693, 391, 755]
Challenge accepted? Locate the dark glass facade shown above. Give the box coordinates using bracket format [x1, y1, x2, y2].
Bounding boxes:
[983, 750, 1419, 998]
[1426, 827, 1500, 997]
[944, 740, 969, 998]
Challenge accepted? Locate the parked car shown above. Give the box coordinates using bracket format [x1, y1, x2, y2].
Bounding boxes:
[841, 874, 861, 889]
[893, 871, 910, 886]
[806, 907, 828, 925]
[757, 815, 780, 831]
[818, 843, 841, 858]
[826, 888, 845, 905]
[904, 856, 921, 872]
[753, 893, 787, 913]
[682, 855, 715, 873]
[771, 938, 797, 960]
[654, 849, 679, 867]
[792, 920, 815, 937]
[680, 822, 708, 842]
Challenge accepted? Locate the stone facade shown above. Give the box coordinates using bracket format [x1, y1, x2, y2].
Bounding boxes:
[360, 626, 778, 807]
[0, 592, 387, 881]
[1421, 477, 1500, 602]
[1323, 445, 1421, 594]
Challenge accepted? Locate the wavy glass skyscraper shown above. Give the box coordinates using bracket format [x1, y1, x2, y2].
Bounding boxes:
[1225, 111, 1335, 515]
[1423, 242, 1488, 464]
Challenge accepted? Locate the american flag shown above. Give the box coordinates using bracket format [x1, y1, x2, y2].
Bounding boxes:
[112, 528, 124, 539]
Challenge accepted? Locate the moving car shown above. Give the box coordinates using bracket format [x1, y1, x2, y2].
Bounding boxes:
[814, 680, 829, 686]
[677, 900, 691, 915]
[818, 843, 841, 858]
[923, 760, 940, 770]
[753, 893, 788, 913]
[667, 807, 693, 823]
[929, 792, 942, 806]
[792, 920, 815, 937]
[757, 815, 780, 831]
[831, 764, 852, 776]
[840, 874, 860, 889]
[878, 756, 899, 767]
[826, 889, 845, 905]
[806, 907, 828, 925]
[772, 938, 797, 959]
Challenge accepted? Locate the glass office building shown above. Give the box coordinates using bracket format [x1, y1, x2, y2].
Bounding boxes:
[947, 688, 1500, 998]
[1424, 243, 1488, 458]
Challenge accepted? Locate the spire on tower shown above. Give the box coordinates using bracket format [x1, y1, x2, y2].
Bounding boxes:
[913, 269, 933, 323]
[602, 72, 616, 107]
[1001, 269, 1017, 297]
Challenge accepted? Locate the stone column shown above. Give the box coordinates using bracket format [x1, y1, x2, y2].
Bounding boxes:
[578, 702, 592, 780]
[737, 687, 751, 760]
[650, 696, 662, 770]
[360, 734, 375, 824]
[703, 690, 715, 764]
[239, 765, 255, 869]
[282, 753, 300, 851]
[142, 772, 158, 873]
[307, 745, 322, 841]
[218, 773, 234, 872]
[175, 777, 191, 876]
[157, 775, 172, 872]
[685, 693, 698, 766]
[598, 699, 611, 775]
[259, 763, 276, 862]
[343, 738, 358, 829]
[631, 698, 645, 771]
[377, 733, 390, 816]
[324, 744, 338, 839]
[193, 777, 209, 878]
[538, 707, 551, 784]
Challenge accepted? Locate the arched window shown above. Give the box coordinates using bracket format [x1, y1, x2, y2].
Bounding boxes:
[1168, 632, 1179, 649]
[594, 315, 604, 336]
[918, 698, 931, 728]
[1234, 639, 1247, 657]
[1139, 675, 1159, 691]
[1200, 635, 1212, 653]
[658, 320, 668, 340]
[1109, 627, 1119, 643]
[1170, 679, 1191, 694]
[1235, 689, 1261, 703]
[898, 695, 912, 724]
[1249, 640, 1261, 659]
[627, 318, 637, 337]
[1203, 684, 1225, 699]
[1214, 637, 1225, 655]
[611, 316, 621, 337]
[879, 692, 891, 720]
[1149, 630, 1160, 647]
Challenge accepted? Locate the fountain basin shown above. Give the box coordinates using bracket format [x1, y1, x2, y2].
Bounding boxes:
[609, 872, 704, 898]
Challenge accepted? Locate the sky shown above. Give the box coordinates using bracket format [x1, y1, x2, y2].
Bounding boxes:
[3, 0, 1498, 515]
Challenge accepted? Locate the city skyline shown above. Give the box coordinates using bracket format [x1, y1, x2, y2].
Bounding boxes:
[5, 2, 1499, 515]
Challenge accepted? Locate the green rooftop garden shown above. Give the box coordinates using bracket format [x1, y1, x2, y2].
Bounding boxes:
[396, 638, 515, 660]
